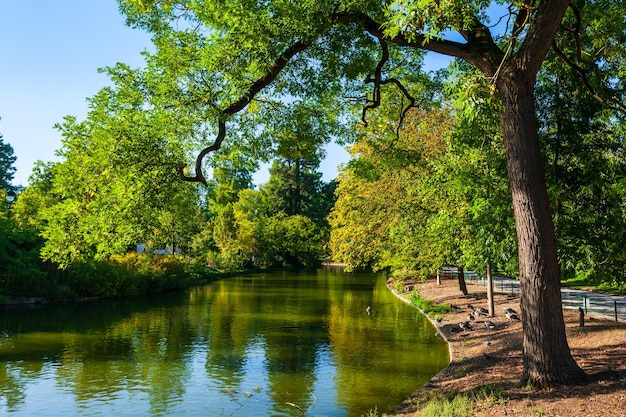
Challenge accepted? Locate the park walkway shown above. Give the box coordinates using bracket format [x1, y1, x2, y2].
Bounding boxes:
[464, 272, 626, 322]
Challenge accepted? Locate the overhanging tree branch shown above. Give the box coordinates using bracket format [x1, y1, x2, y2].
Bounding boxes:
[361, 38, 417, 138]
[180, 41, 310, 184]
[336, 11, 473, 60]
[336, 11, 504, 80]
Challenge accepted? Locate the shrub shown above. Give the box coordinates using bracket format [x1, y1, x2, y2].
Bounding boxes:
[60, 254, 211, 299]
[409, 292, 452, 316]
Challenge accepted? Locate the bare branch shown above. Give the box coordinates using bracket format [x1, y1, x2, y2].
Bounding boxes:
[223, 41, 309, 116]
[179, 119, 226, 184]
[361, 37, 387, 126]
[361, 38, 417, 137]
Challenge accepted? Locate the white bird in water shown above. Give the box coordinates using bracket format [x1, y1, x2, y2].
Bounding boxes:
[366, 305, 371, 315]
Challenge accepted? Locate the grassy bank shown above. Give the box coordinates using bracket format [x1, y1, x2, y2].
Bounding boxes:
[379, 278, 626, 417]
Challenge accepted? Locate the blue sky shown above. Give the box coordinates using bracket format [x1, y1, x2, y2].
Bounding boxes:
[0, 0, 351, 188]
[0, 1, 154, 187]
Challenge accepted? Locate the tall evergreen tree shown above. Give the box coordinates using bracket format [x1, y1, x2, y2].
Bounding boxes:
[0, 122, 17, 191]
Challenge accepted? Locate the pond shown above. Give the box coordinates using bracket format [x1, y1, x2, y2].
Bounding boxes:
[0, 268, 449, 416]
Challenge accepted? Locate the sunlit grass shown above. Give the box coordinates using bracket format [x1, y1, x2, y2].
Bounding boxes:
[408, 292, 452, 316]
[399, 385, 507, 417]
[417, 394, 473, 417]
[561, 275, 626, 295]
[560, 276, 597, 288]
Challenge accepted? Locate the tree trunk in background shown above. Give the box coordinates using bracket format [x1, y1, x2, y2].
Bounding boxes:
[457, 266, 468, 295]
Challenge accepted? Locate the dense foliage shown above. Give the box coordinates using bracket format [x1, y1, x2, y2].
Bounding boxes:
[2, 0, 626, 387]
[0, 127, 16, 191]
[330, 83, 518, 278]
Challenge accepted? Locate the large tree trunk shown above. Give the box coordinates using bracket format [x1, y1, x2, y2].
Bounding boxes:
[497, 71, 587, 387]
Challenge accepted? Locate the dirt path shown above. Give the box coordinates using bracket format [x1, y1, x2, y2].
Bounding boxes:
[391, 277, 626, 417]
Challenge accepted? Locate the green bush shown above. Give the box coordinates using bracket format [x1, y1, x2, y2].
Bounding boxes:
[60, 254, 211, 299]
[409, 292, 452, 316]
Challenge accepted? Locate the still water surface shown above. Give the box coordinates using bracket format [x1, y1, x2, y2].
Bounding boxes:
[0, 268, 448, 416]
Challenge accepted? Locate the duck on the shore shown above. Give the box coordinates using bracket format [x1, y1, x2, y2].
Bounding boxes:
[504, 307, 518, 315]
[449, 324, 463, 333]
[505, 311, 521, 322]
[484, 320, 496, 330]
[459, 321, 473, 331]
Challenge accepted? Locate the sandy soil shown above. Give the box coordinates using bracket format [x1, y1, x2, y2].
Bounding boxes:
[390, 277, 626, 417]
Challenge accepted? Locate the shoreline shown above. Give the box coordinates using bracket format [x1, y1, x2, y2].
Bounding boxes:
[387, 277, 626, 416]
[386, 282, 457, 414]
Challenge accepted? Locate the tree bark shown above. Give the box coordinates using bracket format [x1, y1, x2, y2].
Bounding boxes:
[457, 266, 468, 296]
[497, 70, 587, 387]
[486, 260, 494, 317]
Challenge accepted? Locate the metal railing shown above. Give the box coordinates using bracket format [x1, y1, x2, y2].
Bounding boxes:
[463, 271, 626, 322]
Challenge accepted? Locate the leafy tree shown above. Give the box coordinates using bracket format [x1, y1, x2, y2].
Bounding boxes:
[116, 0, 626, 386]
[442, 65, 518, 276]
[204, 145, 256, 211]
[0, 121, 17, 191]
[40, 84, 203, 267]
[536, 49, 626, 285]
[11, 161, 58, 230]
[330, 96, 516, 280]
[212, 202, 249, 270]
[330, 106, 450, 273]
[0, 214, 46, 297]
[231, 170, 331, 268]
[259, 213, 322, 267]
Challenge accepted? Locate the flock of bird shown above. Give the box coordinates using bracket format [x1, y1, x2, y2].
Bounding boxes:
[445, 304, 521, 334]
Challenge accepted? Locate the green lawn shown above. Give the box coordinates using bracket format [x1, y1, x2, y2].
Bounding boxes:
[561, 276, 626, 295]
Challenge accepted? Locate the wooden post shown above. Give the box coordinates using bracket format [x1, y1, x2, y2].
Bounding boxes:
[615, 301, 618, 322]
[487, 260, 494, 317]
[436, 270, 441, 285]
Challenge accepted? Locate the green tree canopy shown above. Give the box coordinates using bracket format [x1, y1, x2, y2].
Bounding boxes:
[0, 121, 17, 191]
[39, 83, 204, 267]
[113, 0, 626, 387]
